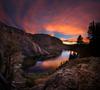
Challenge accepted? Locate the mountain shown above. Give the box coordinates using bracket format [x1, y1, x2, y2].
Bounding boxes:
[28, 34, 64, 59]
[0, 21, 50, 70]
[0, 21, 49, 56]
[0, 21, 64, 89]
[0, 21, 51, 88]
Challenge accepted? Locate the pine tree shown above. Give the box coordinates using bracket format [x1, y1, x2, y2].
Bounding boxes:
[87, 21, 100, 56]
[77, 35, 83, 44]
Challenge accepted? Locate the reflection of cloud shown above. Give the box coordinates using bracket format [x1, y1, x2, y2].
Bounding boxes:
[41, 59, 67, 69]
[40, 51, 70, 69]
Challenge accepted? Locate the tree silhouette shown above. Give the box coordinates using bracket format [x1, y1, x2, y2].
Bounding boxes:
[77, 35, 83, 44]
[88, 21, 100, 44]
[87, 21, 100, 56]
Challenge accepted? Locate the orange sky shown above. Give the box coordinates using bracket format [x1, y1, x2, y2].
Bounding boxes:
[0, 0, 100, 40]
[44, 23, 85, 35]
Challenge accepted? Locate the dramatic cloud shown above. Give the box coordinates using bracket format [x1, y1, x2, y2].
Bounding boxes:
[0, 0, 100, 39]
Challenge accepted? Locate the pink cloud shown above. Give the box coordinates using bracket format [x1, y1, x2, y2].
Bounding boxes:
[0, 0, 100, 39]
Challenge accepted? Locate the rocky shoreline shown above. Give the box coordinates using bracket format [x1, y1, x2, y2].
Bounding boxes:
[15, 57, 100, 90]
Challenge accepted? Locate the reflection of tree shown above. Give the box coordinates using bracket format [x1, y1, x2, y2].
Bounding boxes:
[77, 35, 83, 44]
[88, 21, 100, 56]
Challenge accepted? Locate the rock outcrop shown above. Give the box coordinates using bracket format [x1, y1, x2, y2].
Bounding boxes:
[0, 21, 64, 89]
[43, 57, 100, 90]
[28, 34, 64, 59]
[0, 21, 48, 57]
[0, 21, 49, 89]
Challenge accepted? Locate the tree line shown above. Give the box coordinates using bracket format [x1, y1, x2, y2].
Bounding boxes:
[77, 21, 100, 56]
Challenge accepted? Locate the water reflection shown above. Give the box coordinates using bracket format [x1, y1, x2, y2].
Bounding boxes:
[28, 51, 70, 72]
[41, 51, 70, 69]
[69, 51, 79, 60]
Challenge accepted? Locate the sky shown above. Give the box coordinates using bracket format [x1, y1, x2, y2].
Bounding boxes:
[0, 0, 100, 40]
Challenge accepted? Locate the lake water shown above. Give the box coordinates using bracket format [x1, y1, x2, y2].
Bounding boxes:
[28, 50, 71, 72]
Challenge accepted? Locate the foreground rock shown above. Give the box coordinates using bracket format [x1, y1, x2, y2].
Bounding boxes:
[42, 57, 100, 90]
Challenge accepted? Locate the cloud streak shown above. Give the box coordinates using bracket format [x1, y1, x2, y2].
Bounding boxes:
[0, 0, 100, 39]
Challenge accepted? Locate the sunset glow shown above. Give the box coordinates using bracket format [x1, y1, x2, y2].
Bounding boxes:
[44, 24, 84, 35]
[0, 0, 100, 40]
[39, 51, 70, 69]
[63, 41, 77, 45]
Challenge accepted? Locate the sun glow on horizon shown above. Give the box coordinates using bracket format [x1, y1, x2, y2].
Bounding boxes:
[63, 41, 77, 45]
[44, 24, 85, 35]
